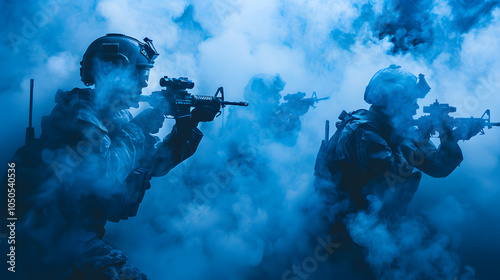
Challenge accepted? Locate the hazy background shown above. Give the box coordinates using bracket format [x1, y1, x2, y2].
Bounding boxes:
[1, 0, 499, 279]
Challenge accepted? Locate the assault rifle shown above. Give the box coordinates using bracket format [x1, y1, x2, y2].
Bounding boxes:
[279, 91, 330, 116]
[413, 99, 500, 140]
[139, 76, 248, 119]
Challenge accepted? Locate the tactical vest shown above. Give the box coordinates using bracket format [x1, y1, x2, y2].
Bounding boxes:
[314, 109, 422, 218]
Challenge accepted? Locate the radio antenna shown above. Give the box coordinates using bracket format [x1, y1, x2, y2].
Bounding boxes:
[25, 79, 35, 145]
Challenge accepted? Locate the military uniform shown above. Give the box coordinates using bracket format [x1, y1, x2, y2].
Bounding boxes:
[13, 88, 203, 279]
[315, 105, 463, 222]
[313, 105, 464, 278]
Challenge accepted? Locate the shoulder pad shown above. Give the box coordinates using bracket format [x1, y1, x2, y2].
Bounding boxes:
[54, 88, 92, 104]
[53, 88, 106, 132]
[351, 109, 392, 139]
[350, 109, 372, 120]
[335, 110, 358, 129]
[76, 101, 108, 133]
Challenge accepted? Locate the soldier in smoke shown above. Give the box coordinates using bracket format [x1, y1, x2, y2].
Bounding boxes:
[225, 73, 317, 147]
[225, 74, 286, 139]
[8, 34, 220, 279]
[313, 65, 483, 278]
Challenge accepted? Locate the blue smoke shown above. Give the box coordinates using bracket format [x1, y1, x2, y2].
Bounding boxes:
[1, 1, 500, 279]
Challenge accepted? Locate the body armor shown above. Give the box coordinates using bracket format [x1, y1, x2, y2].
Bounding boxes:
[314, 106, 463, 222]
[11, 87, 202, 279]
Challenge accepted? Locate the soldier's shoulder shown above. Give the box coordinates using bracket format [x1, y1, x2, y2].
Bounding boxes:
[49, 87, 107, 132]
[344, 109, 381, 134]
[54, 87, 93, 106]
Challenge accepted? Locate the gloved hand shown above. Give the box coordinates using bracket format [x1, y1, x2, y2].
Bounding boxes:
[452, 121, 483, 141]
[190, 99, 221, 127]
[131, 108, 165, 134]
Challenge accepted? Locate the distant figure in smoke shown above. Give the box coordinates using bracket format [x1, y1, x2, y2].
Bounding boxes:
[313, 65, 483, 279]
[9, 34, 220, 280]
[224, 73, 311, 147]
[181, 74, 290, 203]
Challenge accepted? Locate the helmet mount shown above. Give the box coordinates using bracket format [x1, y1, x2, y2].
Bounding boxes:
[364, 65, 431, 107]
[80, 34, 159, 86]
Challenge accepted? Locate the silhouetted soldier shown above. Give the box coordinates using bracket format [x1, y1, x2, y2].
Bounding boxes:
[225, 73, 319, 146]
[313, 65, 482, 279]
[10, 34, 219, 280]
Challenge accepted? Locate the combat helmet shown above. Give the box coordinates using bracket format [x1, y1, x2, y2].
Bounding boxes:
[244, 74, 286, 104]
[80, 33, 159, 86]
[364, 64, 431, 107]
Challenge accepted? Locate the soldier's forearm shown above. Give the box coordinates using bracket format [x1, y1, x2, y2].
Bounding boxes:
[150, 126, 203, 177]
[418, 141, 463, 178]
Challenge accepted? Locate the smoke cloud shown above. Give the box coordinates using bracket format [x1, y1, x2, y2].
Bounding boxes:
[1, 0, 500, 279]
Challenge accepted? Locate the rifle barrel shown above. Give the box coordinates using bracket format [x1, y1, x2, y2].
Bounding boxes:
[221, 101, 248, 106]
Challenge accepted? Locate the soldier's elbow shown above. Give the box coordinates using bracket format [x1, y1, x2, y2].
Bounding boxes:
[149, 166, 168, 178]
[424, 165, 458, 178]
[427, 171, 449, 178]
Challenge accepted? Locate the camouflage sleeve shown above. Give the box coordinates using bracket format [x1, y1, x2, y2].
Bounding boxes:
[351, 125, 394, 176]
[104, 123, 146, 183]
[399, 136, 463, 178]
[71, 105, 146, 186]
[149, 125, 204, 177]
